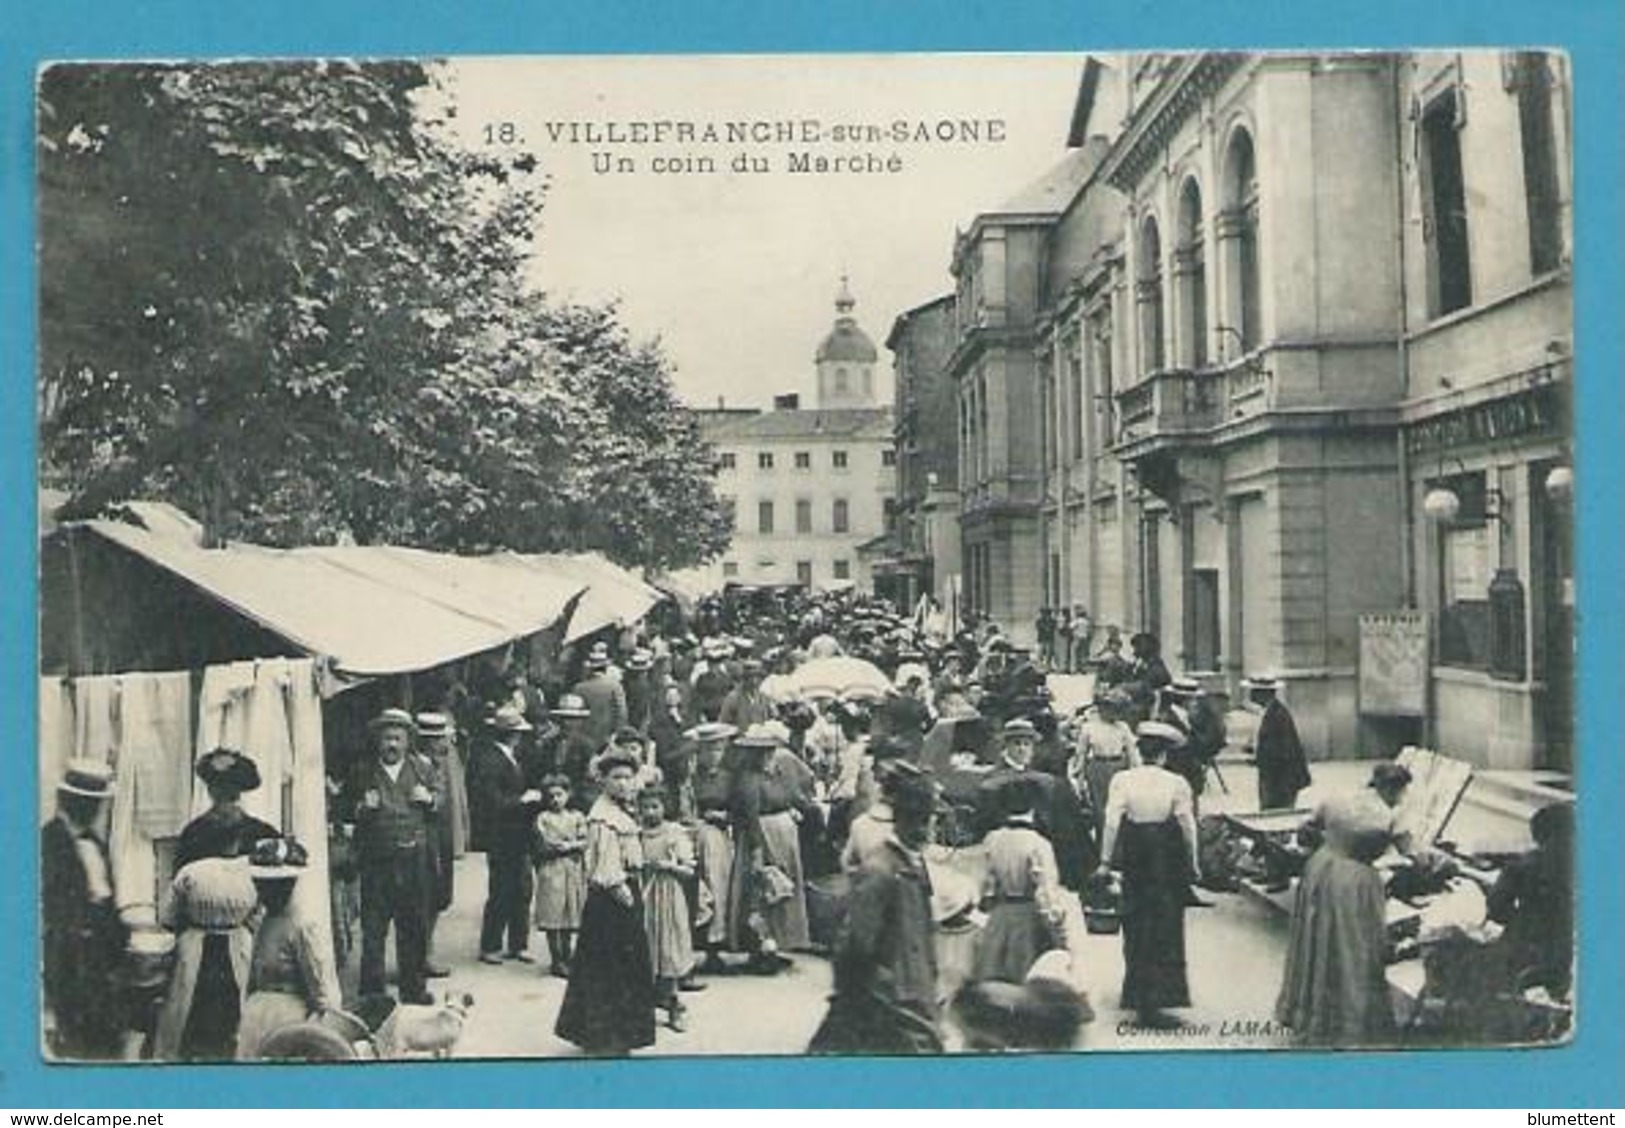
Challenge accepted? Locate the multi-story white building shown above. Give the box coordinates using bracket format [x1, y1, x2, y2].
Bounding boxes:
[680, 281, 896, 594]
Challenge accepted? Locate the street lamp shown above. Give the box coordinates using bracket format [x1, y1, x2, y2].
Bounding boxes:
[1422, 486, 1462, 523]
[1544, 464, 1573, 504]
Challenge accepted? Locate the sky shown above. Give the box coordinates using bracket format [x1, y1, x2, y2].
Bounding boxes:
[449, 55, 1085, 409]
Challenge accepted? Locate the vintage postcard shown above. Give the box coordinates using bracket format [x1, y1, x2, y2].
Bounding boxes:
[36, 51, 1575, 1065]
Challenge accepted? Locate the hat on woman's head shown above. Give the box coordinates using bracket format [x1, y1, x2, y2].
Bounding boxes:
[591, 744, 643, 778]
[998, 773, 1045, 817]
[1369, 761, 1413, 792]
[1100, 687, 1134, 710]
[1135, 720, 1188, 748]
[248, 836, 309, 882]
[58, 758, 114, 799]
[539, 773, 573, 794]
[196, 748, 262, 793]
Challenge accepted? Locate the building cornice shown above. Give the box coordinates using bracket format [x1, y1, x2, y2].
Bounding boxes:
[1098, 53, 1248, 193]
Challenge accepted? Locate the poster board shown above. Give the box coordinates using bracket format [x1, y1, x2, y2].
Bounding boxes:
[1393, 745, 1475, 849]
[1359, 611, 1430, 717]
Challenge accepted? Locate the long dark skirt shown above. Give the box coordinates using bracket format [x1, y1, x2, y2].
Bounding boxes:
[555, 883, 658, 1055]
[1117, 817, 1192, 1012]
[181, 935, 242, 1062]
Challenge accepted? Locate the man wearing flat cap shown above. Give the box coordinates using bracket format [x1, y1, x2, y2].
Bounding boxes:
[468, 705, 545, 964]
[42, 760, 129, 1059]
[347, 709, 438, 1004]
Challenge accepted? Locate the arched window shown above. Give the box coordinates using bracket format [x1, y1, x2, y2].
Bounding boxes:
[1137, 215, 1165, 374]
[1176, 178, 1208, 368]
[1222, 129, 1261, 352]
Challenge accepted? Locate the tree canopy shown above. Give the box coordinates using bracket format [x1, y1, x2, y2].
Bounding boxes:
[38, 60, 731, 571]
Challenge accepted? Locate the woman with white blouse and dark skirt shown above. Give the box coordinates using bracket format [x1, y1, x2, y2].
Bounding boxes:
[554, 746, 657, 1055]
[1097, 721, 1201, 1028]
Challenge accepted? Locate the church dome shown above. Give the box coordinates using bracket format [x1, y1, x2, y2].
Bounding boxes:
[815, 277, 879, 363]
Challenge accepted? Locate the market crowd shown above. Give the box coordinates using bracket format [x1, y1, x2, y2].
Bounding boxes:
[43, 587, 1572, 1060]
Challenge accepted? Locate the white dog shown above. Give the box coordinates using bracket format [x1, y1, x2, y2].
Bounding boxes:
[375, 993, 474, 1060]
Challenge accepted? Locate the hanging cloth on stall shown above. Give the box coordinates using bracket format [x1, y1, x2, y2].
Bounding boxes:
[39, 678, 73, 825]
[119, 672, 194, 837]
[108, 671, 195, 919]
[190, 661, 260, 821]
[69, 676, 120, 767]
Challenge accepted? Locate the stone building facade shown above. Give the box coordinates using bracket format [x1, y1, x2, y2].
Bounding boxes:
[935, 51, 1571, 767]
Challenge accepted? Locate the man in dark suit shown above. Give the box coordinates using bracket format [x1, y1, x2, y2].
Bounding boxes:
[42, 760, 129, 1060]
[572, 642, 628, 750]
[348, 709, 438, 1004]
[1248, 675, 1311, 810]
[468, 705, 543, 964]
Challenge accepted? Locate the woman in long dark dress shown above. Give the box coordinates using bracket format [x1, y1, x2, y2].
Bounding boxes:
[554, 746, 658, 1055]
[1097, 721, 1200, 1027]
[156, 749, 277, 1061]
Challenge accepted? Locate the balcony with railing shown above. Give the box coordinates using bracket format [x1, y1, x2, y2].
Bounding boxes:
[1112, 352, 1279, 457]
[1114, 367, 1223, 450]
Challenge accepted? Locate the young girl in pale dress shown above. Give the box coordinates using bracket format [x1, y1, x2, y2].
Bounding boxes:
[638, 787, 697, 1032]
[533, 774, 588, 978]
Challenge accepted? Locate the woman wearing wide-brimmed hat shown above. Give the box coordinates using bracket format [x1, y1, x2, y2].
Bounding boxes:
[236, 836, 334, 1059]
[176, 748, 279, 870]
[554, 744, 657, 1055]
[1096, 721, 1201, 1029]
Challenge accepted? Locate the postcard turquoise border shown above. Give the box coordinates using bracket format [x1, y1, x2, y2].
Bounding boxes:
[4, 0, 1621, 1108]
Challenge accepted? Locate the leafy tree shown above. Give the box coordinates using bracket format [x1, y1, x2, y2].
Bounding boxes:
[39, 60, 730, 571]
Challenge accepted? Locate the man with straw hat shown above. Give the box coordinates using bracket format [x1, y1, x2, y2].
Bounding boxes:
[469, 705, 544, 966]
[573, 641, 628, 750]
[349, 708, 437, 1004]
[42, 759, 128, 1059]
